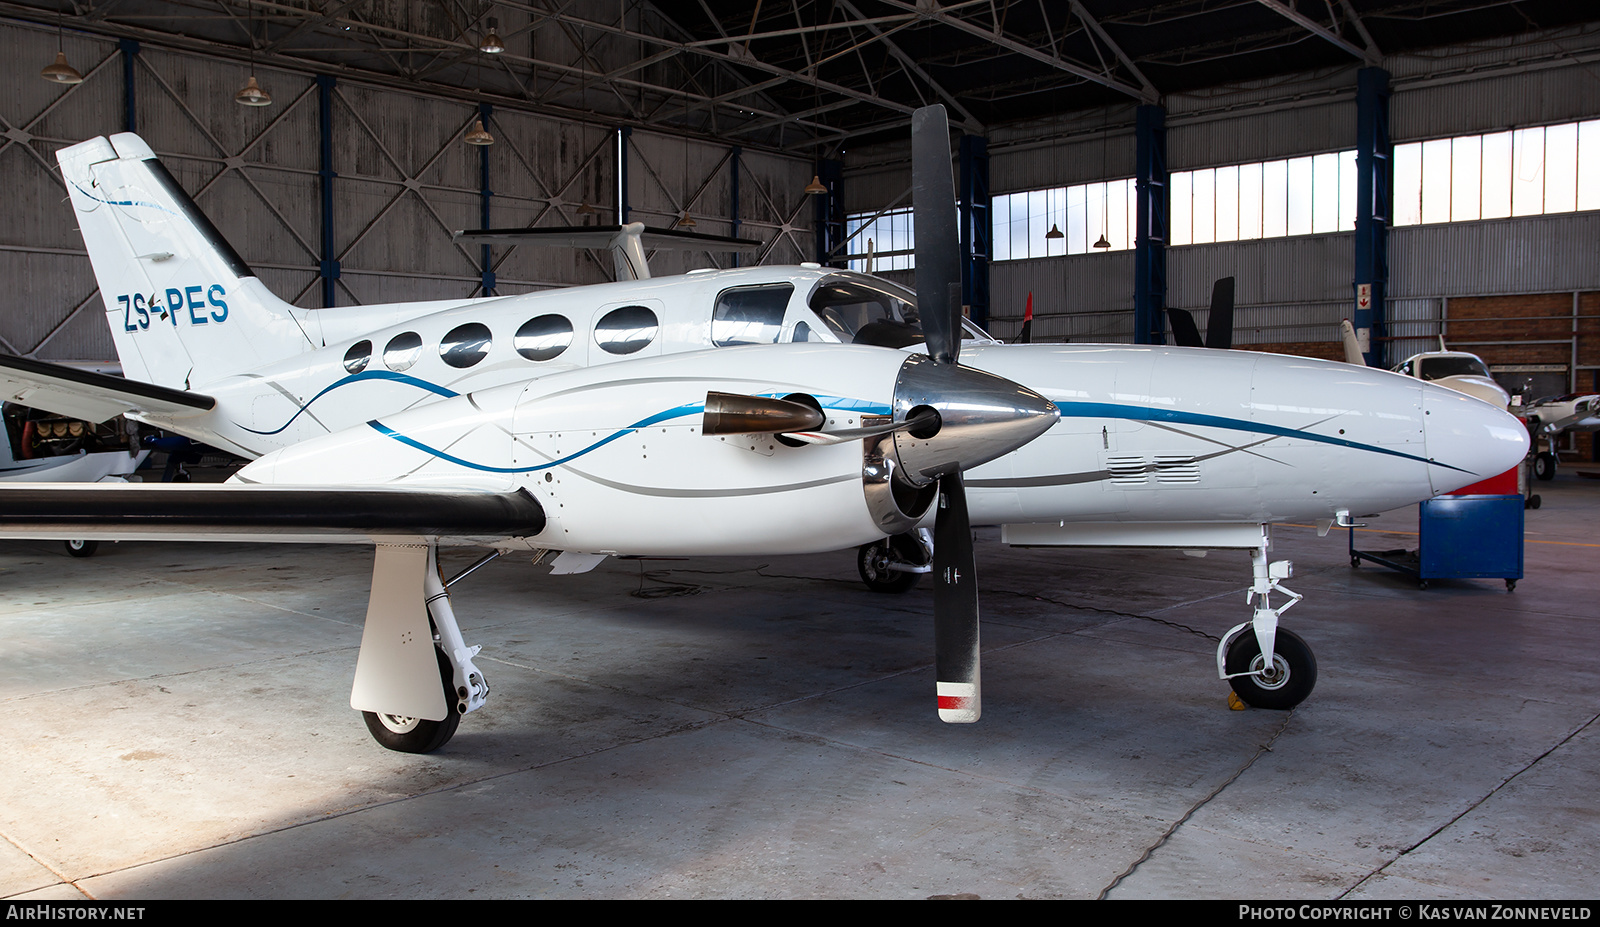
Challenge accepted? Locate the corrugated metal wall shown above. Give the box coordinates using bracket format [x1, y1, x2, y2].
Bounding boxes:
[0, 17, 811, 362]
[931, 24, 1600, 364]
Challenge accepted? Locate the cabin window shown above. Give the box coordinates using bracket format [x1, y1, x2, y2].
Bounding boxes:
[440, 322, 492, 368]
[514, 314, 574, 362]
[712, 284, 792, 346]
[383, 332, 423, 372]
[343, 340, 372, 374]
[595, 305, 658, 355]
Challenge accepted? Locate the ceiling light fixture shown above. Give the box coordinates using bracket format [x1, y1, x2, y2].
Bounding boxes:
[479, 17, 504, 54]
[235, 1, 272, 106]
[1045, 223, 1064, 241]
[804, 175, 828, 195]
[40, 10, 82, 84]
[464, 119, 494, 146]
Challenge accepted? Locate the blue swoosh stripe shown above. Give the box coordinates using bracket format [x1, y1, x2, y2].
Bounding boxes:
[70, 180, 175, 215]
[367, 397, 890, 473]
[239, 371, 460, 435]
[1057, 401, 1468, 473]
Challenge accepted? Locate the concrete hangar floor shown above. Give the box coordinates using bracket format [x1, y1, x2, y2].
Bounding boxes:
[0, 479, 1595, 901]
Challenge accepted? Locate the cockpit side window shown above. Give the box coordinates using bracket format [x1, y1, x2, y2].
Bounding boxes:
[712, 285, 793, 346]
[1419, 356, 1490, 380]
[809, 279, 923, 348]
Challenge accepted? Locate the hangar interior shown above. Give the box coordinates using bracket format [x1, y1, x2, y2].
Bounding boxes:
[1, 0, 1599, 901]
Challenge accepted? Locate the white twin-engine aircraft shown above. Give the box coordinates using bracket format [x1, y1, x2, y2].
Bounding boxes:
[0, 106, 1525, 753]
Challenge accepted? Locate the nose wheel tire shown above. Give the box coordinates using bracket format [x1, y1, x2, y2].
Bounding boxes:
[1533, 452, 1557, 481]
[1225, 628, 1317, 710]
[857, 540, 921, 594]
[64, 539, 98, 558]
[361, 648, 461, 753]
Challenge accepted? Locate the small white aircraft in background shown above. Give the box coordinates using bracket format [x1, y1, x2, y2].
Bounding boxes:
[1340, 321, 1513, 410]
[0, 107, 1525, 752]
[1521, 392, 1599, 480]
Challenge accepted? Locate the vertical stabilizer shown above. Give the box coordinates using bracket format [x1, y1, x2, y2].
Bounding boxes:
[57, 134, 315, 391]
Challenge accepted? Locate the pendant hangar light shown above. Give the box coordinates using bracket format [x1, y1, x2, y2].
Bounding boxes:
[1093, 112, 1111, 249]
[234, 1, 272, 106]
[463, 21, 493, 146]
[479, 17, 504, 54]
[678, 90, 695, 228]
[40, 7, 83, 84]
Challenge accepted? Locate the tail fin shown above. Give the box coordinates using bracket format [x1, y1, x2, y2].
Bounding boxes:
[57, 134, 315, 391]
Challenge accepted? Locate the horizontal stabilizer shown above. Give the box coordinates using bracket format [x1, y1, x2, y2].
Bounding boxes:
[0, 484, 546, 540]
[453, 225, 761, 251]
[0, 354, 215, 423]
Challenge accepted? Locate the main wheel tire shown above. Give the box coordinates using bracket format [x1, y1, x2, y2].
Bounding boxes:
[857, 540, 921, 594]
[64, 539, 98, 558]
[1225, 628, 1317, 710]
[361, 648, 461, 753]
[1533, 452, 1557, 481]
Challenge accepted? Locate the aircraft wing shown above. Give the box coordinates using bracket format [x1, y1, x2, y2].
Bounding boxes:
[0, 483, 545, 545]
[452, 224, 761, 252]
[0, 354, 215, 423]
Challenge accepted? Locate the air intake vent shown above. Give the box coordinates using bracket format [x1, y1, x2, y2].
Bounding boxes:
[1153, 455, 1200, 483]
[1106, 456, 1148, 485]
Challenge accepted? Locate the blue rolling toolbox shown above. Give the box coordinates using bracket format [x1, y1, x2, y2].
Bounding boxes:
[1349, 493, 1524, 590]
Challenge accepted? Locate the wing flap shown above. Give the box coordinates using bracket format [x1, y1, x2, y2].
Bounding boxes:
[0, 354, 215, 423]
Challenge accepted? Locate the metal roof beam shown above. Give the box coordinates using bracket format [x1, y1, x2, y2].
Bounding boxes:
[878, 0, 1157, 104]
[1067, 0, 1159, 100]
[1254, 0, 1373, 64]
[837, 0, 981, 129]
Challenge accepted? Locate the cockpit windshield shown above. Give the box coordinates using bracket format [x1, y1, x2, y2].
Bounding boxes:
[1418, 356, 1491, 380]
[804, 274, 993, 348]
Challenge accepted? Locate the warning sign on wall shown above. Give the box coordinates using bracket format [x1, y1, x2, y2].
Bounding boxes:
[1356, 283, 1371, 310]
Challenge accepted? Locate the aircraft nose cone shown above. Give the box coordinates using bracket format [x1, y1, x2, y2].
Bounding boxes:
[1423, 384, 1530, 494]
[890, 353, 1059, 485]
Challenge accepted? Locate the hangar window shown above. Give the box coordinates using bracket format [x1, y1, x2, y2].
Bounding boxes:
[514, 314, 573, 361]
[1393, 119, 1600, 226]
[343, 340, 372, 374]
[440, 322, 492, 368]
[595, 305, 657, 355]
[712, 285, 792, 346]
[844, 208, 915, 272]
[383, 332, 422, 372]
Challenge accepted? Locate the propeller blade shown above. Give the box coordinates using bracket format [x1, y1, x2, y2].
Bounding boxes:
[932, 471, 980, 723]
[911, 105, 962, 366]
[701, 392, 825, 436]
[1166, 307, 1204, 348]
[1206, 276, 1236, 349]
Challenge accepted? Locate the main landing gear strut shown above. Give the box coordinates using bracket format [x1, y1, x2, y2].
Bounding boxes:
[351, 543, 493, 753]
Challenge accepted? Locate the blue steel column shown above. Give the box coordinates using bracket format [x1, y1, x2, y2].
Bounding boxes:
[479, 103, 494, 297]
[317, 75, 338, 309]
[1354, 68, 1391, 367]
[617, 127, 631, 224]
[814, 158, 844, 267]
[120, 39, 138, 132]
[1134, 105, 1168, 345]
[730, 145, 742, 267]
[959, 135, 991, 332]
